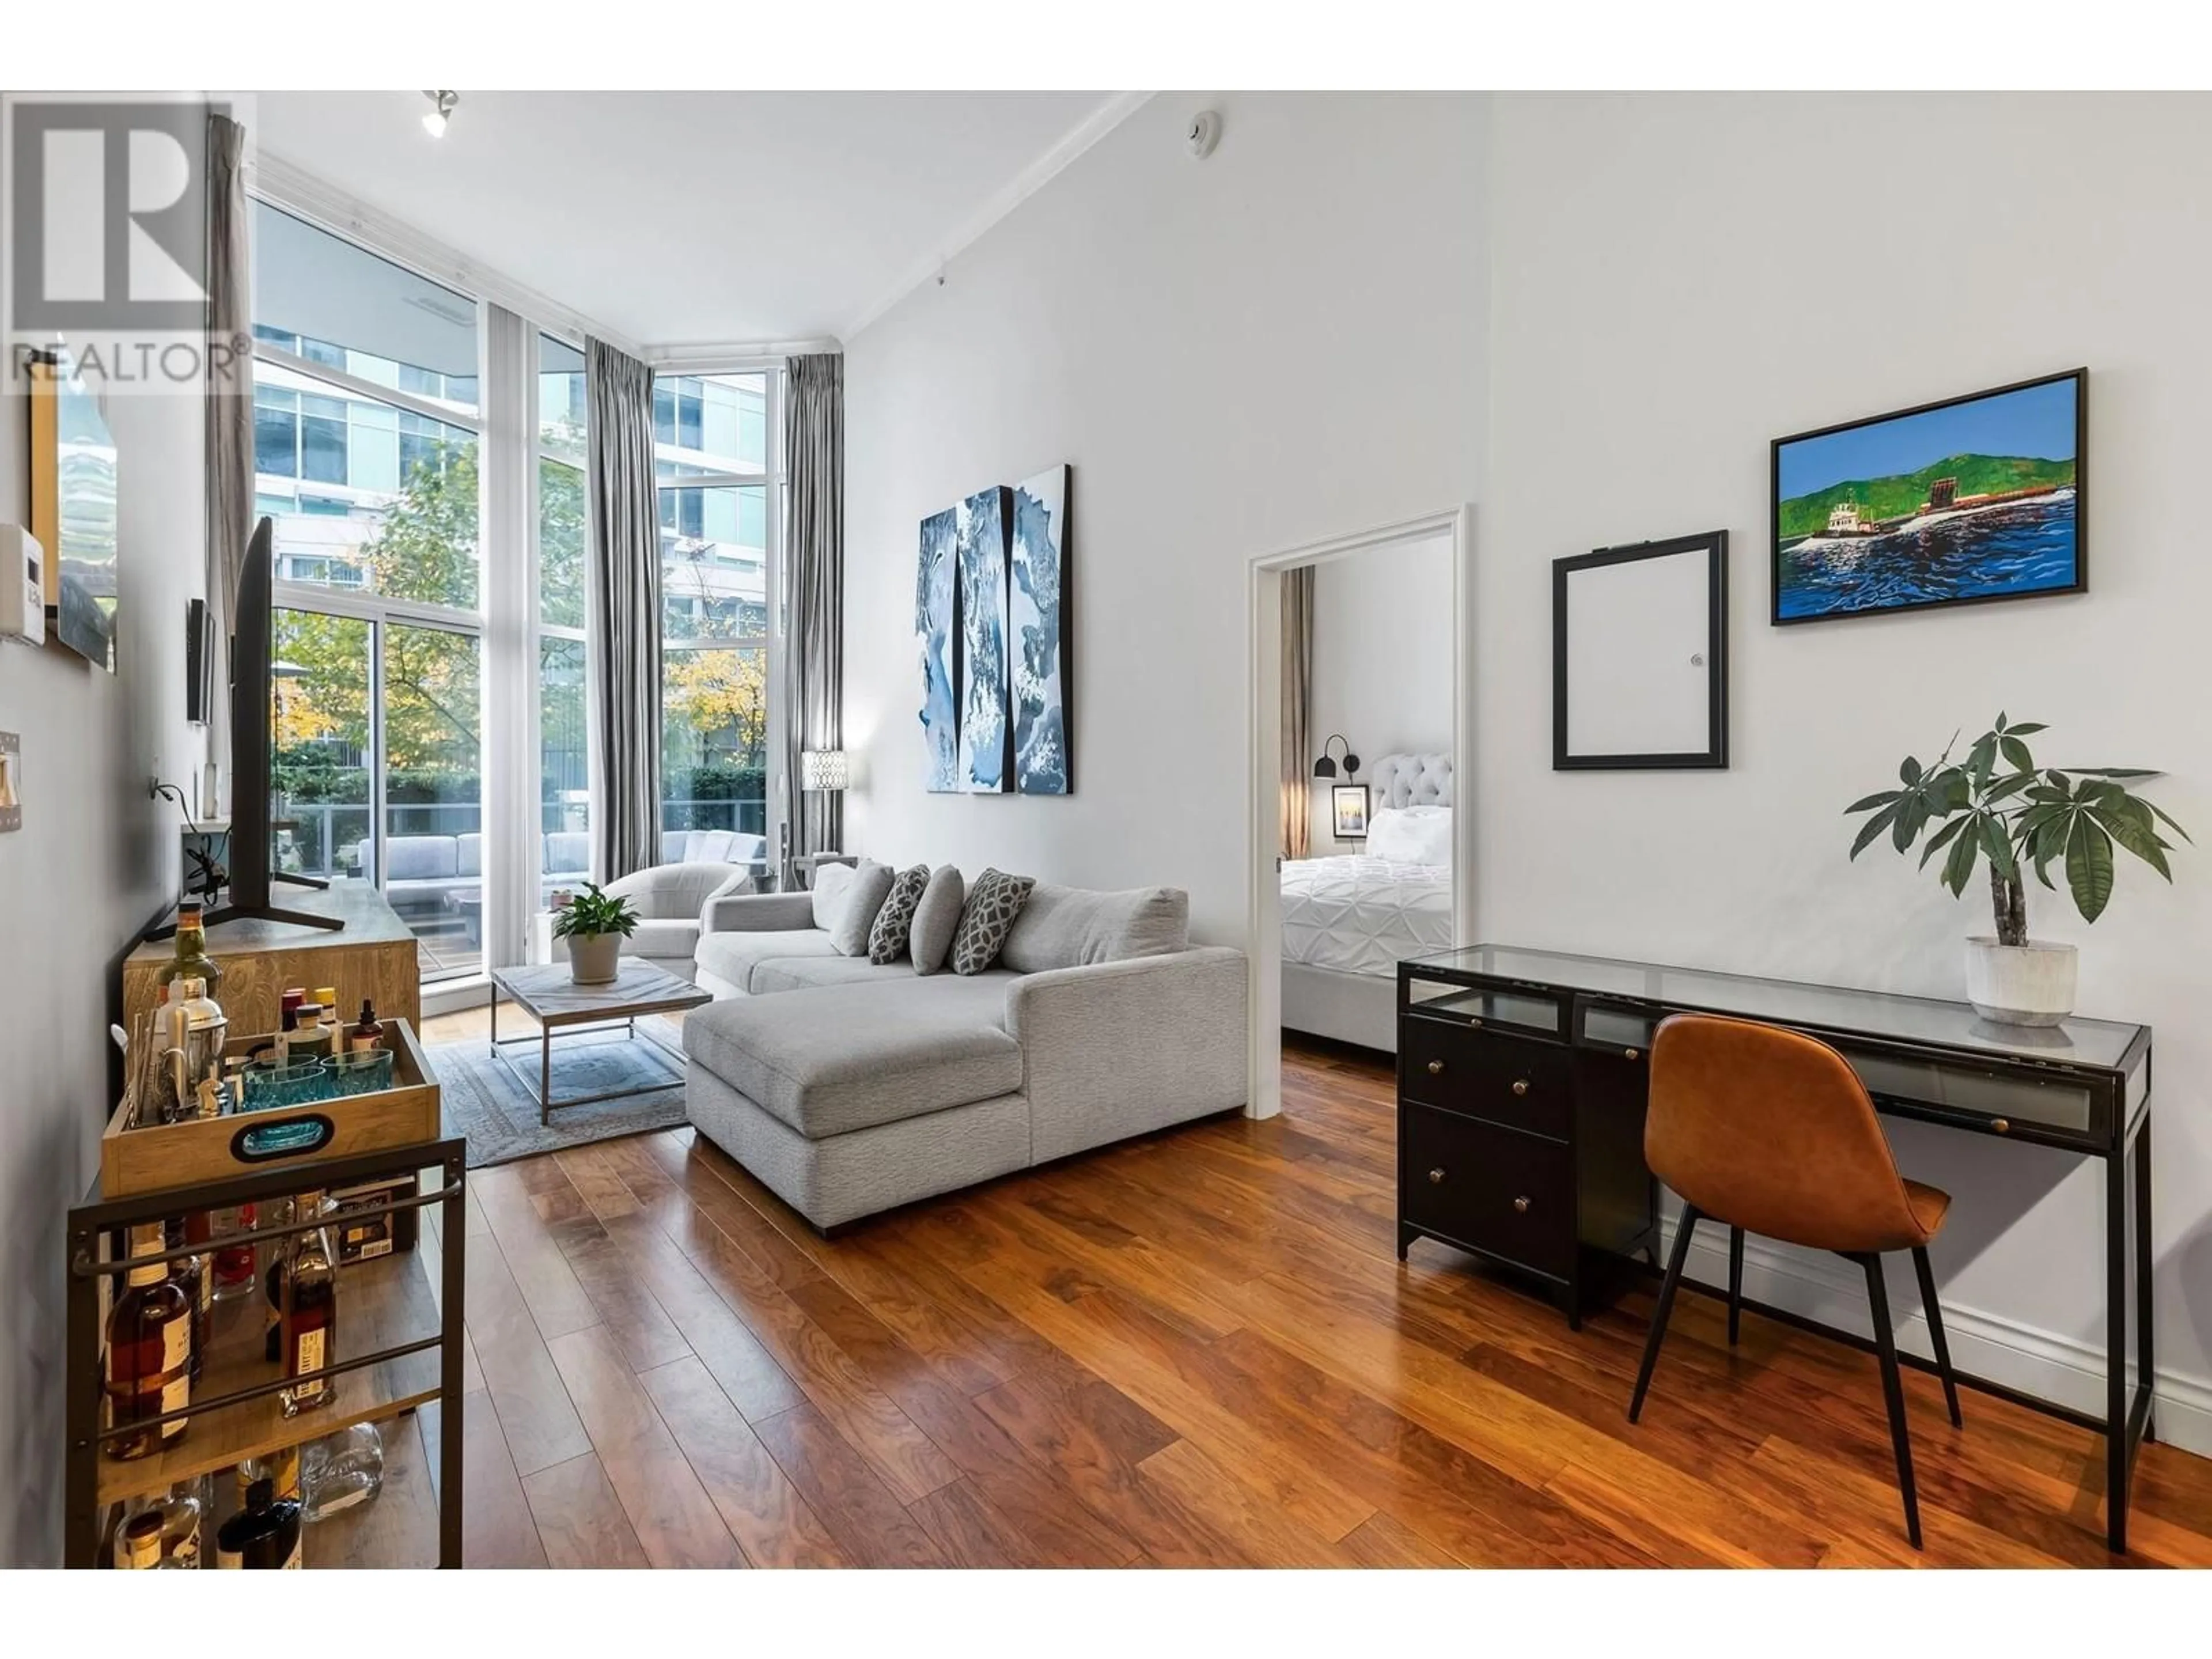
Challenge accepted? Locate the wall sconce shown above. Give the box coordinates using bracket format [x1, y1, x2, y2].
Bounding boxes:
[1312, 734, 1361, 780]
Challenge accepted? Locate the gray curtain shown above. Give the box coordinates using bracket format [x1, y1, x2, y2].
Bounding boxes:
[782, 353, 844, 885]
[1281, 565, 1314, 860]
[203, 113, 251, 794]
[584, 338, 663, 882]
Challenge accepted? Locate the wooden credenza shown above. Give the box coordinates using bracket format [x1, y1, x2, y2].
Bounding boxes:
[122, 881, 422, 1037]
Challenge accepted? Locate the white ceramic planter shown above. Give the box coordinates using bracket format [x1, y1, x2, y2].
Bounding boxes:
[1963, 937, 2078, 1027]
[568, 931, 623, 986]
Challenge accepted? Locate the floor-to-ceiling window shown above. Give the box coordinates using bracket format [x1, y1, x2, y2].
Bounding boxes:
[252, 202, 487, 982]
[656, 372, 777, 870]
[253, 196, 786, 991]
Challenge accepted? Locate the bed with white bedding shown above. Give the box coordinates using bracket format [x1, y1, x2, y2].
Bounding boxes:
[1281, 854, 1454, 976]
[1281, 752, 1454, 1053]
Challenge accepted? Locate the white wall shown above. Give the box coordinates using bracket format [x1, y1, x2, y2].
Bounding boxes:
[0, 268, 206, 1560]
[1484, 93, 2212, 1448]
[843, 93, 1487, 943]
[1309, 533, 1454, 850]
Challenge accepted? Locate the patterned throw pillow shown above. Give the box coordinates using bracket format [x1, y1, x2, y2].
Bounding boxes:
[950, 868, 1037, 976]
[868, 863, 932, 964]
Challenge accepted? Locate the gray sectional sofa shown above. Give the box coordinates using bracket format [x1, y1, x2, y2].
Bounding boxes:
[681, 877, 1248, 1231]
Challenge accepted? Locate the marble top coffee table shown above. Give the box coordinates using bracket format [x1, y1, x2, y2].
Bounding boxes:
[488, 960, 711, 1124]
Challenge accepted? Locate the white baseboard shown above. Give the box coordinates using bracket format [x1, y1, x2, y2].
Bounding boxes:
[1661, 1215, 2212, 1460]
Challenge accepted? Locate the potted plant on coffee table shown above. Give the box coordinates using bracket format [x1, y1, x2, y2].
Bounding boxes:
[552, 882, 639, 986]
[1846, 713, 2188, 1026]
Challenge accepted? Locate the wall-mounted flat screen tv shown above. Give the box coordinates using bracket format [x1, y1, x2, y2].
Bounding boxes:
[1772, 369, 2085, 625]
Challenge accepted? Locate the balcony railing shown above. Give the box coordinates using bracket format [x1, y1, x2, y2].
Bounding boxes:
[274, 798, 769, 881]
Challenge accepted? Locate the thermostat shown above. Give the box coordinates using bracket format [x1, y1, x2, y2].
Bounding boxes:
[0, 526, 44, 645]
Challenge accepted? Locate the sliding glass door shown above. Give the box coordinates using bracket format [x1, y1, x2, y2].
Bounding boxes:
[382, 622, 483, 979]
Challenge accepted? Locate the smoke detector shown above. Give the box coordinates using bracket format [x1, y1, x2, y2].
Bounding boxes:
[1187, 110, 1222, 160]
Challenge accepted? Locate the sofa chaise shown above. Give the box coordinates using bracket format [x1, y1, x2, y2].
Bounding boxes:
[681, 876, 1248, 1230]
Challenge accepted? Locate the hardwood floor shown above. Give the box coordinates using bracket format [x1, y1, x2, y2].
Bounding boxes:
[414, 1009, 2212, 1567]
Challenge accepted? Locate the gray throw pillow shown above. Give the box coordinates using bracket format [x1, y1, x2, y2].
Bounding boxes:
[950, 868, 1037, 976]
[909, 865, 965, 975]
[868, 863, 931, 964]
[829, 859, 895, 956]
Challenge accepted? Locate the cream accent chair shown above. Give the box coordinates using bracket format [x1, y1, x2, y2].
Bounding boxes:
[546, 861, 755, 982]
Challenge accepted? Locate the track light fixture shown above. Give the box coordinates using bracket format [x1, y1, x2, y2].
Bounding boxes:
[422, 90, 459, 138]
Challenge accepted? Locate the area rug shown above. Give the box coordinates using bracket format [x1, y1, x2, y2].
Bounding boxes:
[429, 1033, 688, 1168]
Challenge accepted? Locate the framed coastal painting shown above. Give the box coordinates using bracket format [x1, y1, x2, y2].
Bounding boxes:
[1771, 369, 2085, 625]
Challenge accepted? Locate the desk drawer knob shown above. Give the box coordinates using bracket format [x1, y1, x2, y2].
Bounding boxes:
[1624, 1047, 1641, 1061]
[1427, 1059, 1445, 1076]
[1513, 1196, 1531, 1214]
[1429, 1167, 1446, 1184]
[1511, 1078, 1529, 1096]
[1469, 1017, 1484, 1028]
[1992, 1118, 2011, 1135]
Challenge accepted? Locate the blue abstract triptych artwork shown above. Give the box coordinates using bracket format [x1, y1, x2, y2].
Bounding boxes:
[916, 464, 1071, 796]
[1009, 465, 1070, 795]
[955, 485, 1012, 793]
[915, 506, 960, 791]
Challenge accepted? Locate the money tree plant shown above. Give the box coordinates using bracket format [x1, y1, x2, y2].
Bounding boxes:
[1845, 713, 2187, 946]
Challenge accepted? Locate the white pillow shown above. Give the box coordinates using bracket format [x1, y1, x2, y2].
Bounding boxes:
[1366, 805, 1453, 868]
[810, 861, 857, 932]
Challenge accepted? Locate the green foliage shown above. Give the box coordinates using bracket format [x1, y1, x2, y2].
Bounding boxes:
[1846, 713, 2187, 944]
[1779, 453, 2075, 541]
[539, 457, 587, 628]
[551, 882, 639, 941]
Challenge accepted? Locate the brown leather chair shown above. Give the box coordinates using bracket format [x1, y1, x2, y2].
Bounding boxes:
[1627, 1013, 1962, 1548]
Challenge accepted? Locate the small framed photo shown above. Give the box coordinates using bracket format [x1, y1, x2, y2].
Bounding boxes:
[1332, 783, 1371, 839]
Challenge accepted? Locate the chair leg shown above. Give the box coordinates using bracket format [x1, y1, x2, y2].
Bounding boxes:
[1861, 1253, 1922, 1549]
[1629, 1205, 1700, 1424]
[1912, 1245, 1964, 1429]
[1727, 1225, 1746, 1346]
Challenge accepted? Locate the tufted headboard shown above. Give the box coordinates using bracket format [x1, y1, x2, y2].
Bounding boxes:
[1365, 752, 1453, 810]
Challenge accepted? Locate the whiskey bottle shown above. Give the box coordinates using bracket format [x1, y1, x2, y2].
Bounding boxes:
[165, 1213, 214, 1383]
[113, 1479, 205, 1569]
[266, 1190, 339, 1416]
[152, 900, 225, 1003]
[104, 1222, 191, 1460]
[237, 1445, 302, 1506]
[215, 1477, 303, 1569]
[115, 1511, 166, 1569]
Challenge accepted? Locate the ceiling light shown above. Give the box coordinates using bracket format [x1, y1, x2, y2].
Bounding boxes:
[421, 90, 458, 138]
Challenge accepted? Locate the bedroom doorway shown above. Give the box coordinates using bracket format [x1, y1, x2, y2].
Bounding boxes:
[1243, 507, 1475, 1121]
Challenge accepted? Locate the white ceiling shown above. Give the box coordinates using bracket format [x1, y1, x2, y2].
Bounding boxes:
[251, 92, 1123, 348]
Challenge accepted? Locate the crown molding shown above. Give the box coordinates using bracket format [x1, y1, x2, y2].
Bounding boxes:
[245, 148, 642, 358]
[841, 90, 1154, 343]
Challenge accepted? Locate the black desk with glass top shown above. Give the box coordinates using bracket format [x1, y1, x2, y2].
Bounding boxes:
[1396, 944, 2153, 1552]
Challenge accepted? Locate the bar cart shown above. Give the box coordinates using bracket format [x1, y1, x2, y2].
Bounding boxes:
[65, 1018, 465, 1568]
